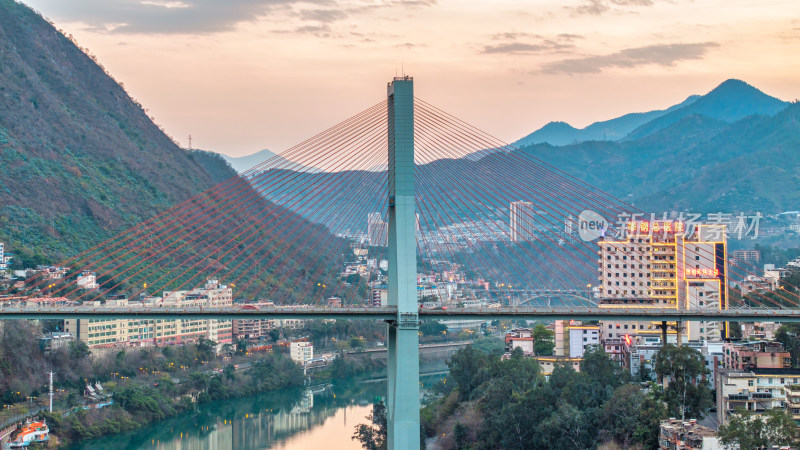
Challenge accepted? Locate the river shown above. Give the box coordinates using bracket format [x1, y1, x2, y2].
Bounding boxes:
[71, 370, 449, 450]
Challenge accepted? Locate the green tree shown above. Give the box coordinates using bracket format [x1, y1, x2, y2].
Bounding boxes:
[349, 337, 365, 350]
[532, 324, 555, 356]
[599, 383, 646, 447]
[581, 345, 626, 389]
[352, 401, 387, 450]
[632, 386, 668, 448]
[236, 339, 247, 355]
[654, 345, 711, 419]
[419, 321, 447, 339]
[448, 345, 490, 401]
[776, 324, 800, 367]
[719, 408, 800, 449]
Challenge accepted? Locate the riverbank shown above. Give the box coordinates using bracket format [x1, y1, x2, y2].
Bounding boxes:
[70, 370, 450, 450]
[33, 353, 384, 449]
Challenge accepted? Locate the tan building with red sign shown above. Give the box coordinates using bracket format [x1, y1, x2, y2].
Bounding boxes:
[597, 222, 728, 343]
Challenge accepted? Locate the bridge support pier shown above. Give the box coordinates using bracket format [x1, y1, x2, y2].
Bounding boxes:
[387, 321, 420, 448]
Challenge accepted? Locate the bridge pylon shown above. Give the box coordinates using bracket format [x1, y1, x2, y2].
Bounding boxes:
[386, 76, 420, 449]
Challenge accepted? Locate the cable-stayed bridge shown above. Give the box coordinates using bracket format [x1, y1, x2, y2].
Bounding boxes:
[3, 77, 799, 449]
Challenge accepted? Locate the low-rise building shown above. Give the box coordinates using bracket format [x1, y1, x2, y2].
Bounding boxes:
[659, 418, 721, 450]
[715, 367, 800, 425]
[534, 356, 582, 376]
[39, 332, 74, 351]
[723, 341, 790, 370]
[64, 279, 233, 348]
[76, 271, 99, 290]
[554, 320, 600, 358]
[370, 285, 388, 307]
[784, 384, 800, 421]
[505, 328, 534, 355]
[741, 322, 782, 341]
[232, 302, 276, 343]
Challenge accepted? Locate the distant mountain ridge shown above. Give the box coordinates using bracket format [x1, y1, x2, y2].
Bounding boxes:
[221, 149, 279, 173]
[624, 79, 789, 140]
[514, 95, 699, 147]
[513, 79, 788, 147]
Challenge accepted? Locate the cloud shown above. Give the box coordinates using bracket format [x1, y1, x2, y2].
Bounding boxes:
[24, 0, 304, 34]
[541, 42, 719, 74]
[490, 32, 542, 41]
[299, 8, 347, 23]
[568, 0, 654, 16]
[23, 0, 434, 34]
[557, 33, 584, 42]
[482, 34, 577, 55]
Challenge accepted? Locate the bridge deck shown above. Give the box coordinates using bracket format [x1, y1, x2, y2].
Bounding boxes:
[0, 306, 798, 322]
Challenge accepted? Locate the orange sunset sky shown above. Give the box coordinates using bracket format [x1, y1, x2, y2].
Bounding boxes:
[20, 0, 800, 156]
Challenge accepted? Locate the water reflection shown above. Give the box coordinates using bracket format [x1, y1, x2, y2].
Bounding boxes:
[71, 374, 446, 450]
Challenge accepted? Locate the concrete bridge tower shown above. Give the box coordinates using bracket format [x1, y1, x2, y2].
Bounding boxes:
[386, 76, 420, 449]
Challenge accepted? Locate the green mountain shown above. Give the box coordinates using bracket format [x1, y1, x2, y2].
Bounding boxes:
[0, 0, 238, 264]
[516, 102, 800, 213]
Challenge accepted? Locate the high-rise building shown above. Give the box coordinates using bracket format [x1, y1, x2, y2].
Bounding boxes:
[597, 222, 728, 342]
[509, 201, 536, 242]
[367, 212, 388, 247]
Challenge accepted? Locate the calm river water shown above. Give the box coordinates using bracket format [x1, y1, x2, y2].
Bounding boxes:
[71, 371, 448, 450]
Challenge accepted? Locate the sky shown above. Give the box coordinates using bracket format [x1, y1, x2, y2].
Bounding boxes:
[20, 0, 800, 157]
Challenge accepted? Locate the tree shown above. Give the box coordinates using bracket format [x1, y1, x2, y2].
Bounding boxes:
[581, 345, 626, 389]
[236, 339, 247, 355]
[654, 345, 711, 419]
[419, 294, 438, 304]
[719, 408, 800, 449]
[448, 345, 490, 401]
[532, 324, 555, 356]
[352, 401, 387, 450]
[599, 384, 646, 447]
[419, 321, 447, 339]
[349, 337, 365, 350]
[776, 324, 800, 367]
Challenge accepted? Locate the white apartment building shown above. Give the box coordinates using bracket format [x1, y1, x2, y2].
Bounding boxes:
[76, 271, 99, 290]
[598, 222, 728, 342]
[290, 341, 313, 365]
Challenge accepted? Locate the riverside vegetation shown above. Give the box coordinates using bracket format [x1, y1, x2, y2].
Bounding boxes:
[411, 342, 800, 450]
[0, 320, 383, 448]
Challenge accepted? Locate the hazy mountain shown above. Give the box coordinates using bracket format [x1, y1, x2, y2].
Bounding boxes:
[624, 79, 789, 140]
[513, 95, 699, 147]
[221, 149, 279, 173]
[514, 102, 799, 213]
